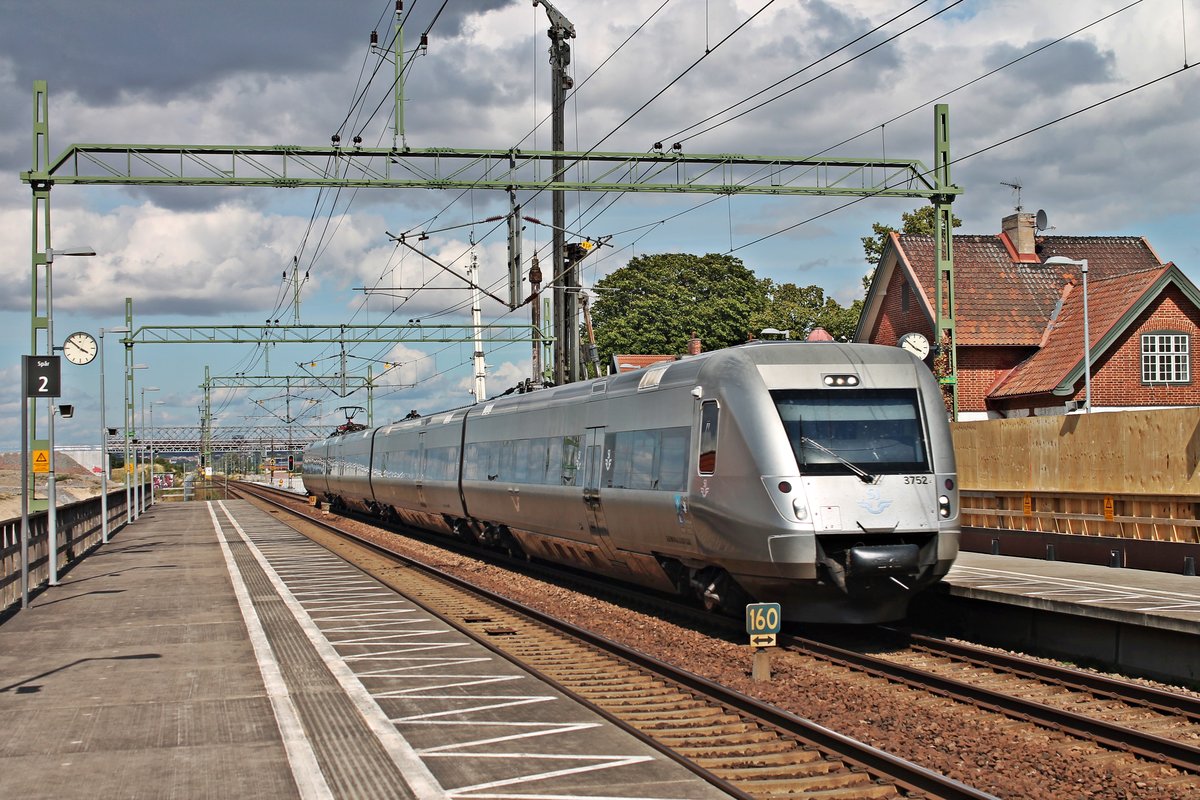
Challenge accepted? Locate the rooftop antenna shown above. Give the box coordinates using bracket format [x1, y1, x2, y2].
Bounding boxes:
[1000, 180, 1023, 212]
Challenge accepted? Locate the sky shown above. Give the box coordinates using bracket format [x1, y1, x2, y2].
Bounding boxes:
[0, 0, 1197, 453]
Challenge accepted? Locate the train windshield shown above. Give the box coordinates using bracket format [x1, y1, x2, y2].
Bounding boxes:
[771, 389, 928, 476]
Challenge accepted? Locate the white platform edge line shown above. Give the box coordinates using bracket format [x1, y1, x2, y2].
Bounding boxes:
[217, 500, 450, 800]
[206, 502, 334, 800]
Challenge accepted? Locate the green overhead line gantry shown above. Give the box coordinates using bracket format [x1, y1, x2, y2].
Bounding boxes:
[22, 82, 962, 490]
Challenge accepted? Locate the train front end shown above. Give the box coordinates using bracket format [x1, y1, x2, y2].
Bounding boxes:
[692, 342, 959, 624]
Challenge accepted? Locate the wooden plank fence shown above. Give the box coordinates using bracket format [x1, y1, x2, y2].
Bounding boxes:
[952, 408, 1200, 544]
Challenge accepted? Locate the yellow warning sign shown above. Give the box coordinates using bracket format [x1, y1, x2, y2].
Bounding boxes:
[1104, 495, 1115, 521]
[32, 450, 50, 473]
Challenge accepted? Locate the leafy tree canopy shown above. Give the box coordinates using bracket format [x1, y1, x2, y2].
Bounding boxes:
[589, 254, 863, 366]
[590, 253, 769, 366]
[861, 204, 963, 267]
[748, 282, 862, 342]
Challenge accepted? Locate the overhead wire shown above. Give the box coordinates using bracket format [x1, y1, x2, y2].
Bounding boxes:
[726, 60, 1197, 254]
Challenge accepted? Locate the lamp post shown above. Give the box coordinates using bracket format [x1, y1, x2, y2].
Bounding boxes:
[1045, 256, 1091, 412]
[140, 386, 159, 514]
[99, 326, 130, 543]
[40, 246, 96, 588]
[148, 400, 164, 505]
[126, 363, 148, 523]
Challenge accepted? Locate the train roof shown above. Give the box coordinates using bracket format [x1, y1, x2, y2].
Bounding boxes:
[305, 341, 923, 447]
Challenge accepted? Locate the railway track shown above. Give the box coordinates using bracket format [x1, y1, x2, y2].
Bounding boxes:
[233, 482, 993, 799]
[787, 632, 1200, 776]
[235, 481, 1200, 795]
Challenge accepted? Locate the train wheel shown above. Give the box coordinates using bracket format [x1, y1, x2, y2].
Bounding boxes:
[691, 568, 749, 616]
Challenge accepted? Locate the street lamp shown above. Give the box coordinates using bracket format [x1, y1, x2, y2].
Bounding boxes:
[148, 400, 165, 505]
[99, 326, 130, 543]
[38, 245, 96, 590]
[1045, 256, 1091, 412]
[126, 363, 148, 523]
[140, 386, 159, 514]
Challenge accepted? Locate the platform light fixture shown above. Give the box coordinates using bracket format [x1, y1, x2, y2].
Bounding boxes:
[139, 387, 160, 514]
[100, 326, 131, 543]
[1044, 256, 1091, 412]
[28, 245, 97, 593]
[126, 364, 149, 524]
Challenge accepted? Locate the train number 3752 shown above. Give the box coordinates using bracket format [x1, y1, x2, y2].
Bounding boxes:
[903, 475, 930, 484]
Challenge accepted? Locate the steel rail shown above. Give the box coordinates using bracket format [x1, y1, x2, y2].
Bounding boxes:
[901, 631, 1200, 722]
[789, 633, 1200, 775]
[235, 481, 995, 800]
[240, 480, 1200, 777]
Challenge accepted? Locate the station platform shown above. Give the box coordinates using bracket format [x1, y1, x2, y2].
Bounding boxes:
[920, 550, 1200, 684]
[0, 500, 731, 800]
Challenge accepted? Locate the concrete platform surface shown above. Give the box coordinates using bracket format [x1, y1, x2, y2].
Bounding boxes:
[0, 500, 733, 800]
[947, 550, 1200, 632]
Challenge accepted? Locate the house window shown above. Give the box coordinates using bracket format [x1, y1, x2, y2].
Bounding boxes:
[1141, 332, 1190, 384]
[901, 284, 910, 312]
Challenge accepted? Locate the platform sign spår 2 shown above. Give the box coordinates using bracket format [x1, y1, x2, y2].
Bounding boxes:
[745, 602, 781, 648]
[23, 355, 61, 398]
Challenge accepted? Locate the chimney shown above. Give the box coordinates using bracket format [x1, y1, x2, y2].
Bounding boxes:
[1002, 212, 1037, 257]
[687, 331, 702, 356]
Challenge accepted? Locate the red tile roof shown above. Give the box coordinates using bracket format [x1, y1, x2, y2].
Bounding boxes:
[898, 234, 1164, 347]
[611, 354, 676, 373]
[990, 266, 1169, 397]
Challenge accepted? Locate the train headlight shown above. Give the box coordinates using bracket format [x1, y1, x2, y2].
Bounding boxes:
[938, 494, 952, 518]
[792, 498, 809, 521]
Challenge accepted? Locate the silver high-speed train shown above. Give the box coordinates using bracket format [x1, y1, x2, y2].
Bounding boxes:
[302, 341, 959, 623]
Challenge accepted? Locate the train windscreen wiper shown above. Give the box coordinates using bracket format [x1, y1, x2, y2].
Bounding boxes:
[800, 436, 877, 484]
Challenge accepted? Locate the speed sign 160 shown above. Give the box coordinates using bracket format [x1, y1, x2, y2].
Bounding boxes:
[745, 602, 781, 636]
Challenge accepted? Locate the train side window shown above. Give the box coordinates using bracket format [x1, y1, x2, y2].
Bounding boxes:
[658, 427, 689, 491]
[630, 430, 656, 490]
[698, 400, 719, 474]
[512, 439, 531, 483]
[529, 437, 551, 484]
[610, 431, 634, 489]
[561, 435, 581, 485]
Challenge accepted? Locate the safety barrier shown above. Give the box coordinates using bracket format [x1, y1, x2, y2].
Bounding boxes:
[0, 487, 134, 615]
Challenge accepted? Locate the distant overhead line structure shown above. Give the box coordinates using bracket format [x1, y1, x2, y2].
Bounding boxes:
[125, 323, 537, 345]
[111, 426, 327, 452]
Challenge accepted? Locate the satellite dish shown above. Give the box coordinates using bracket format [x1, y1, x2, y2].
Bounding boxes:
[1035, 209, 1048, 231]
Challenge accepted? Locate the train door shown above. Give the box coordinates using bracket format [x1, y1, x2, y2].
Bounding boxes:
[582, 426, 623, 567]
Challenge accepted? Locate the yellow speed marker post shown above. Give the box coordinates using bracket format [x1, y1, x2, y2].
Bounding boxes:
[746, 602, 781, 682]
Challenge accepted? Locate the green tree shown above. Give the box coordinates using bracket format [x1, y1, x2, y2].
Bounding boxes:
[749, 282, 862, 342]
[590, 253, 769, 367]
[861, 205, 963, 289]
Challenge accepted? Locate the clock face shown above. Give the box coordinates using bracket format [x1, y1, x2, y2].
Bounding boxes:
[898, 332, 930, 360]
[63, 331, 98, 365]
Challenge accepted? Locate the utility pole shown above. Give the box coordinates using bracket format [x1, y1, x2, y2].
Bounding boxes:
[371, 1, 408, 151]
[529, 254, 543, 386]
[287, 256, 303, 323]
[536, 0, 576, 384]
[580, 292, 601, 378]
[468, 245, 487, 402]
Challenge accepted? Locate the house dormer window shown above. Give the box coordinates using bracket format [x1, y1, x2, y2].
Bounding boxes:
[1141, 332, 1190, 384]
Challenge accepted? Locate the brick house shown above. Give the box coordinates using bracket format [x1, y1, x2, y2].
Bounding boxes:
[855, 212, 1200, 420]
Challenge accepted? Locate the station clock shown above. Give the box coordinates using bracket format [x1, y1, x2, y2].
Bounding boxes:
[62, 331, 98, 365]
